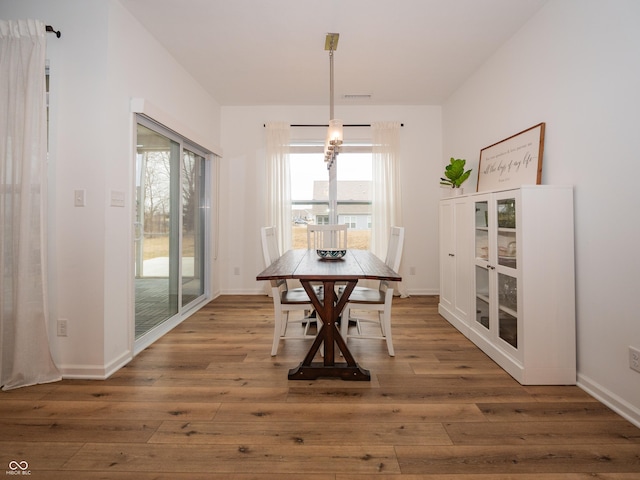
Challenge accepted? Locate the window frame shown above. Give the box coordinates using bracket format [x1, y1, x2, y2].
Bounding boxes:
[289, 140, 373, 249]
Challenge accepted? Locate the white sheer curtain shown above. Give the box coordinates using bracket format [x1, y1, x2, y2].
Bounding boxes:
[0, 19, 61, 390]
[371, 121, 407, 296]
[265, 122, 292, 254]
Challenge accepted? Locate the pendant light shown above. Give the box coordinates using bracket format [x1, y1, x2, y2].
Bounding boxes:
[324, 33, 343, 168]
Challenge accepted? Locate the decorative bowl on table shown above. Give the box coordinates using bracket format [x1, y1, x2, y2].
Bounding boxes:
[316, 248, 347, 260]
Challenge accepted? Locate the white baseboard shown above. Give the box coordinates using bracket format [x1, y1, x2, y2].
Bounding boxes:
[104, 350, 133, 378]
[221, 288, 266, 295]
[406, 288, 439, 296]
[438, 303, 470, 338]
[577, 373, 640, 428]
[59, 348, 132, 380]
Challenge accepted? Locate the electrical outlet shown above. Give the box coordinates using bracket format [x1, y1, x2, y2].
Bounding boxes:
[630, 347, 640, 373]
[57, 319, 68, 337]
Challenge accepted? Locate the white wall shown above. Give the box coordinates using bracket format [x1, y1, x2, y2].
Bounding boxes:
[220, 105, 442, 296]
[3, 0, 222, 377]
[443, 0, 640, 425]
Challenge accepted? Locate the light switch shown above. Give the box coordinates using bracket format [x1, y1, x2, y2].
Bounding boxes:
[74, 189, 86, 207]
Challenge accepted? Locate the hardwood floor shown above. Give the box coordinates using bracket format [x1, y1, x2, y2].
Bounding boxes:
[1, 295, 639, 479]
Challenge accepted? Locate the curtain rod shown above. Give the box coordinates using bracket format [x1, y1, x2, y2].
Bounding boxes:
[263, 123, 404, 128]
[46, 25, 61, 38]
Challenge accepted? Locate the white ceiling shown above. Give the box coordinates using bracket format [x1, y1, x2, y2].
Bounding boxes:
[120, 0, 548, 106]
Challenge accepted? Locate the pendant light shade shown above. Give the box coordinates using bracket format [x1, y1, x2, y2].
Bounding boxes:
[329, 118, 343, 143]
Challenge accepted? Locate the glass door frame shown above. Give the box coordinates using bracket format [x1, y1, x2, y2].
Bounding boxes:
[133, 114, 212, 354]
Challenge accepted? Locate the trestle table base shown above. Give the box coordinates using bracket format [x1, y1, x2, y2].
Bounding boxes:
[288, 279, 370, 381]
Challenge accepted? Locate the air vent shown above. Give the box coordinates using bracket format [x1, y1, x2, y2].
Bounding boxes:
[343, 94, 372, 100]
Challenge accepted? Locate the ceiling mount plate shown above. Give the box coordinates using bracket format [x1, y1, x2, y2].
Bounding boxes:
[325, 33, 339, 51]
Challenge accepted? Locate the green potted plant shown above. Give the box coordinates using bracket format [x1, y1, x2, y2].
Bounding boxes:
[440, 157, 472, 194]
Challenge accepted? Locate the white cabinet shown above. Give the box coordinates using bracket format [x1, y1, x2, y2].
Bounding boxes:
[439, 186, 576, 385]
[438, 196, 473, 333]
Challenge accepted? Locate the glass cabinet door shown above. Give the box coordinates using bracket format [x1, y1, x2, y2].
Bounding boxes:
[495, 195, 518, 349]
[475, 265, 490, 330]
[496, 198, 517, 269]
[473, 194, 519, 351]
[498, 272, 517, 348]
[474, 200, 490, 330]
[475, 201, 489, 261]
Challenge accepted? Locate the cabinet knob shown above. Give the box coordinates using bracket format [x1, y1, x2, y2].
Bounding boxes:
[449, 253, 455, 257]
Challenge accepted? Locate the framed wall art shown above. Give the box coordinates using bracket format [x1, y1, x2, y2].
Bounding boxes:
[476, 123, 545, 192]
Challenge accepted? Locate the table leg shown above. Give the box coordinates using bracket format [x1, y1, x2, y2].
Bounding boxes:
[287, 279, 370, 381]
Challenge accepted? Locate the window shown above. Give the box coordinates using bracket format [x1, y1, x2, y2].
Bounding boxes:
[290, 147, 372, 249]
[342, 216, 356, 228]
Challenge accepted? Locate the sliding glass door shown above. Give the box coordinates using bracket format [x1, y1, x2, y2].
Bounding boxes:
[181, 148, 206, 306]
[134, 117, 209, 340]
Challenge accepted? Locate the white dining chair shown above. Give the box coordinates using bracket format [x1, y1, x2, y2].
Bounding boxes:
[307, 224, 349, 292]
[306, 224, 348, 250]
[260, 226, 319, 356]
[340, 226, 405, 356]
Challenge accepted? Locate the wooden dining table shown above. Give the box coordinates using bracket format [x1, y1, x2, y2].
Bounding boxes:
[256, 249, 402, 381]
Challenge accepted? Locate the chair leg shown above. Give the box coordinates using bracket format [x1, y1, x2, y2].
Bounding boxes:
[271, 328, 280, 356]
[381, 309, 394, 357]
[281, 311, 290, 336]
[340, 305, 350, 344]
[271, 308, 284, 356]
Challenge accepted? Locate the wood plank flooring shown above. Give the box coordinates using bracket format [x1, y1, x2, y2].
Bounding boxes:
[1, 295, 639, 479]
